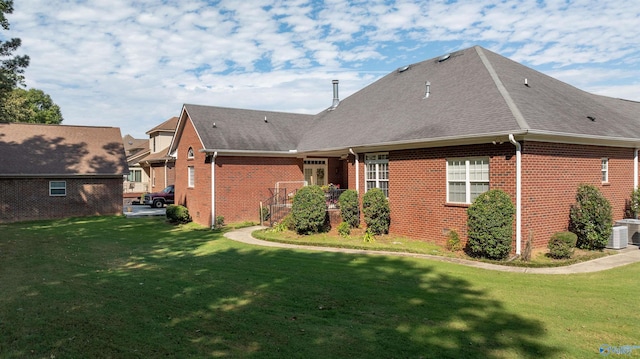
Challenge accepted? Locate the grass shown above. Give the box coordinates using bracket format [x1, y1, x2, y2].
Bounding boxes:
[1, 216, 639, 358]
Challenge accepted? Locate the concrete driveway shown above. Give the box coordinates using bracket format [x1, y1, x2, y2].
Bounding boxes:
[123, 201, 166, 218]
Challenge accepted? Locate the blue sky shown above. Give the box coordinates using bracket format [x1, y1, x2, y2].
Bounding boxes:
[7, 0, 640, 138]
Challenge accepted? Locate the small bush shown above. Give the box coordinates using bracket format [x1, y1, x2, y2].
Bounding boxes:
[339, 189, 360, 228]
[363, 228, 375, 243]
[215, 215, 225, 227]
[547, 231, 578, 259]
[362, 188, 390, 235]
[467, 189, 515, 260]
[569, 184, 612, 250]
[166, 204, 192, 224]
[630, 188, 640, 218]
[445, 230, 462, 252]
[337, 222, 351, 238]
[292, 185, 327, 234]
[260, 207, 270, 222]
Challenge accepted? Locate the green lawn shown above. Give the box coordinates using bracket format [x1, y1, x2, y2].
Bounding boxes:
[1, 216, 639, 358]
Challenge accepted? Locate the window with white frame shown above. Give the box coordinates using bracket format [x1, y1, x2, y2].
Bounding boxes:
[187, 147, 194, 159]
[447, 158, 489, 204]
[601, 158, 609, 183]
[49, 181, 66, 196]
[188, 166, 195, 187]
[365, 153, 389, 197]
[127, 169, 142, 182]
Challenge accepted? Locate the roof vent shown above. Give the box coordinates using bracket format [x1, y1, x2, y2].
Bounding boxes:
[423, 81, 431, 99]
[438, 53, 451, 62]
[587, 116, 596, 122]
[397, 65, 410, 73]
[524, 78, 529, 87]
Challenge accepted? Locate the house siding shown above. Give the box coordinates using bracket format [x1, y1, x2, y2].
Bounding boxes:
[521, 141, 634, 248]
[384, 143, 516, 246]
[0, 177, 123, 223]
[346, 141, 636, 250]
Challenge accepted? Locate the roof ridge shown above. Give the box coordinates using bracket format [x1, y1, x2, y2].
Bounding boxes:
[475, 46, 530, 131]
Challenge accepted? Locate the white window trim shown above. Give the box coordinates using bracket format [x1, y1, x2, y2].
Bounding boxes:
[446, 157, 490, 204]
[188, 166, 195, 188]
[49, 181, 66, 197]
[187, 147, 195, 159]
[365, 152, 389, 197]
[601, 158, 609, 183]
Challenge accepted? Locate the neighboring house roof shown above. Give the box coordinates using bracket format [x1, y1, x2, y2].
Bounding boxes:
[171, 45, 640, 155]
[141, 145, 174, 163]
[123, 134, 149, 154]
[146, 116, 178, 135]
[176, 104, 313, 153]
[0, 122, 128, 176]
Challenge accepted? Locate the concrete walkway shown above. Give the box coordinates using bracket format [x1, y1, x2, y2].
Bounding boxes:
[224, 226, 640, 274]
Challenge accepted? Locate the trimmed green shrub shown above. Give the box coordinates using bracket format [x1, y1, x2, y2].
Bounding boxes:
[630, 188, 640, 218]
[569, 184, 612, 250]
[337, 222, 351, 238]
[445, 230, 462, 252]
[292, 185, 327, 234]
[547, 231, 578, 259]
[362, 188, 390, 235]
[166, 204, 192, 224]
[281, 213, 295, 231]
[467, 189, 515, 260]
[215, 215, 225, 227]
[338, 189, 360, 228]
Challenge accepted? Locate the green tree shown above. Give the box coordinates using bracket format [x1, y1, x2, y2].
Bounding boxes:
[4, 88, 63, 124]
[0, 0, 30, 120]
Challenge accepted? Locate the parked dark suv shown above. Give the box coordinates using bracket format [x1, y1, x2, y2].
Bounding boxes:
[143, 185, 174, 208]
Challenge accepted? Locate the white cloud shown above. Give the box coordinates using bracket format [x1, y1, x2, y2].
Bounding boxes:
[6, 0, 640, 137]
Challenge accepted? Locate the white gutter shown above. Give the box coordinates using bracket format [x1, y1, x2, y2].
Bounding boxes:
[508, 134, 522, 255]
[349, 148, 359, 193]
[211, 151, 218, 229]
[635, 149, 638, 189]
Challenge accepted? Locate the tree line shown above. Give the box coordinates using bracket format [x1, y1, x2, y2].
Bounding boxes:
[1, 0, 63, 124]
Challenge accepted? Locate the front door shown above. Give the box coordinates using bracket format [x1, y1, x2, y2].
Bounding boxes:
[303, 159, 327, 186]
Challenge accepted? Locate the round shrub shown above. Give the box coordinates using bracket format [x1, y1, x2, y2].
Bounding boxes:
[467, 189, 515, 260]
[292, 185, 327, 234]
[362, 188, 390, 235]
[446, 230, 462, 252]
[547, 231, 578, 259]
[166, 204, 192, 224]
[569, 184, 612, 250]
[338, 189, 360, 228]
[630, 188, 640, 218]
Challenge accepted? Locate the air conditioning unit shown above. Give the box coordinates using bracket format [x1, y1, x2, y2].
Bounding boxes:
[615, 219, 640, 245]
[608, 226, 628, 249]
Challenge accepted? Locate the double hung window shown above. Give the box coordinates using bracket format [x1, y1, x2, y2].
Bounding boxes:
[365, 153, 389, 197]
[447, 158, 489, 204]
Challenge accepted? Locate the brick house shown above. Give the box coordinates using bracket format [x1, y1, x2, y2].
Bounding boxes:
[168, 45, 640, 252]
[0, 122, 128, 223]
[140, 117, 178, 193]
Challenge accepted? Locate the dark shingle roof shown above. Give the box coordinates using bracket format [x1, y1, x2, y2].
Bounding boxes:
[179, 46, 640, 154]
[146, 116, 179, 135]
[184, 104, 313, 152]
[0, 123, 128, 176]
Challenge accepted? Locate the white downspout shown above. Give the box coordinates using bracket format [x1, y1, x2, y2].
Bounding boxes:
[349, 148, 359, 193]
[211, 151, 217, 228]
[634, 149, 638, 190]
[164, 159, 168, 188]
[508, 134, 522, 255]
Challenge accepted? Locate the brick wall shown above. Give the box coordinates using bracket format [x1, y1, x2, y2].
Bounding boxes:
[345, 141, 637, 250]
[0, 177, 123, 223]
[148, 161, 176, 191]
[521, 141, 634, 247]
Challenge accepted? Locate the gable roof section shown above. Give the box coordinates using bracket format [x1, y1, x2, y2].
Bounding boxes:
[146, 116, 178, 135]
[182, 104, 313, 153]
[0, 122, 128, 176]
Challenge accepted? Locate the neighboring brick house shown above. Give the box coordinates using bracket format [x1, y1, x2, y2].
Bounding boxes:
[0, 122, 128, 223]
[123, 134, 150, 195]
[168, 45, 640, 252]
[140, 117, 178, 193]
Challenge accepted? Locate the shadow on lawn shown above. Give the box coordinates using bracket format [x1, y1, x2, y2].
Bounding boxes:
[1, 218, 561, 358]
